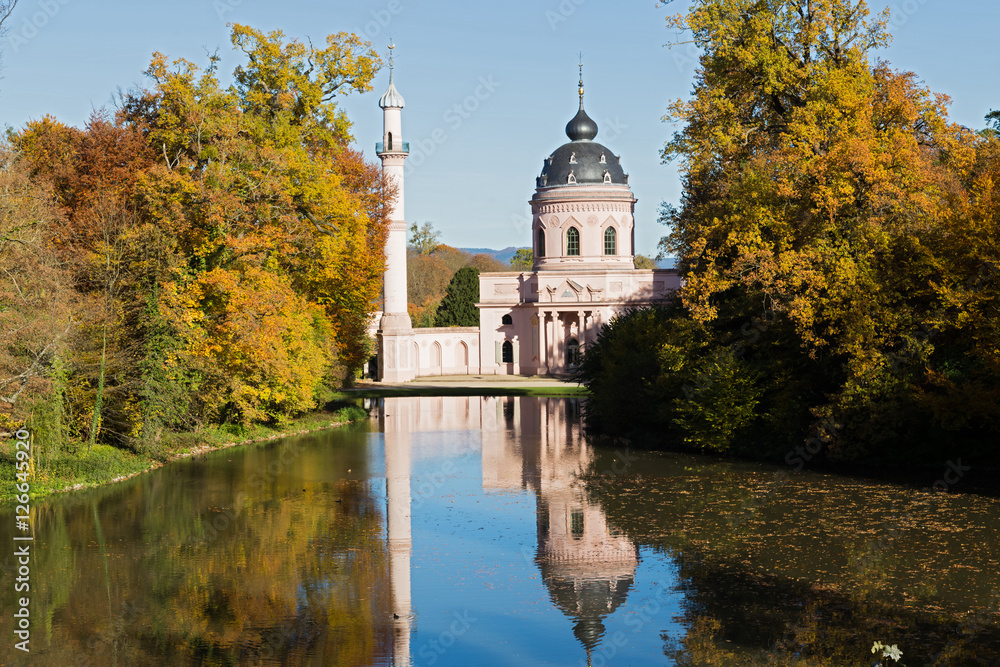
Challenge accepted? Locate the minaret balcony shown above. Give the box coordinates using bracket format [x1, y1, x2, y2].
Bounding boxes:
[376, 141, 410, 155]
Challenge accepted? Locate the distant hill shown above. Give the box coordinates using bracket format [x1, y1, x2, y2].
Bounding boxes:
[458, 246, 526, 265]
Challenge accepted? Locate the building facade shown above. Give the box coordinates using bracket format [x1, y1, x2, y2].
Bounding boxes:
[375, 64, 680, 380]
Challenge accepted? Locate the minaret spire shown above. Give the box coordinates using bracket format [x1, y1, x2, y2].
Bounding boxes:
[376, 42, 414, 382]
[565, 55, 598, 142]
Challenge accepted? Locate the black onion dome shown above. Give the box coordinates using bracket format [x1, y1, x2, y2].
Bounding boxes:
[565, 107, 598, 141]
[537, 140, 627, 187]
[536, 79, 630, 188]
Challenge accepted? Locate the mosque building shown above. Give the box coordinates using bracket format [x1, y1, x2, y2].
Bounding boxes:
[373, 51, 680, 381]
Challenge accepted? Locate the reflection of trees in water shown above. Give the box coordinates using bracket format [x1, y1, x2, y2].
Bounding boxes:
[582, 447, 1000, 665]
[0, 429, 392, 666]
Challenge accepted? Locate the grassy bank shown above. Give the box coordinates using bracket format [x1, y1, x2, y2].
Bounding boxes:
[0, 404, 367, 503]
[333, 385, 590, 399]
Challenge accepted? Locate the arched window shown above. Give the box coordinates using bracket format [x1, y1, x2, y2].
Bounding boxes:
[537, 228, 545, 257]
[502, 340, 514, 363]
[566, 227, 580, 256]
[501, 314, 513, 325]
[387, 132, 393, 151]
[604, 227, 617, 255]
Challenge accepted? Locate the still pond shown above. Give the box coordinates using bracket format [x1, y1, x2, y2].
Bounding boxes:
[2, 396, 999, 665]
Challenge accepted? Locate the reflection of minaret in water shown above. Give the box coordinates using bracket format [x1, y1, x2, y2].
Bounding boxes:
[483, 397, 639, 664]
[383, 399, 413, 666]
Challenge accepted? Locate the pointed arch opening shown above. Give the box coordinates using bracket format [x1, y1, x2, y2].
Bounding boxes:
[604, 226, 617, 256]
[537, 228, 545, 257]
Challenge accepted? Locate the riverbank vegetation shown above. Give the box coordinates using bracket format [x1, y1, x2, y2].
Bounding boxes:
[1, 25, 388, 484]
[580, 0, 1000, 471]
[0, 403, 366, 502]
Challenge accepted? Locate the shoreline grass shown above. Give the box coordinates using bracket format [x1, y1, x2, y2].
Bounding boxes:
[0, 404, 367, 504]
[1, 386, 588, 504]
[333, 385, 590, 399]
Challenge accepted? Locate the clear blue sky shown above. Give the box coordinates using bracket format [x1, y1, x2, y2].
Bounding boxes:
[1, 0, 997, 255]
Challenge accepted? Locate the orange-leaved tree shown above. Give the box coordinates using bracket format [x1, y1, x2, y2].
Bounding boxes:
[118, 25, 388, 424]
[658, 0, 993, 456]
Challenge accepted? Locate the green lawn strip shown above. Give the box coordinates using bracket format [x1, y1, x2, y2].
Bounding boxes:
[0, 405, 367, 504]
[332, 385, 590, 399]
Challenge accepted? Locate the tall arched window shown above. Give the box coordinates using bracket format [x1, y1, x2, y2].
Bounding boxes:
[502, 340, 514, 363]
[387, 132, 393, 151]
[537, 228, 545, 257]
[604, 226, 617, 255]
[566, 227, 580, 256]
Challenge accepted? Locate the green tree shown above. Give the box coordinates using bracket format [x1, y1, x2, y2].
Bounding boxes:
[509, 248, 533, 270]
[634, 254, 657, 270]
[985, 109, 1000, 137]
[408, 221, 440, 255]
[434, 267, 480, 327]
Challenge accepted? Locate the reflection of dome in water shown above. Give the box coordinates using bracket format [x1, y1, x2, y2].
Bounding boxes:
[538, 558, 636, 654]
[535, 495, 639, 659]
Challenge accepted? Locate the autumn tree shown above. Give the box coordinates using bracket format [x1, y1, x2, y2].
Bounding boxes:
[634, 254, 657, 270]
[407, 249, 451, 327]
[115, 25, 387, 419]
[468, 252, 507, 273]
[510, 248, 533, 270]
[575, 1, 999, 461]
[12, 112, 165, 449]
[434, 267, 480, 327]
[0, 144, 72, 442]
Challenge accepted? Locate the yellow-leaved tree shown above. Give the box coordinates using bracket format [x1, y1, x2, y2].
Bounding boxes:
[656, 0, 997, 457]
[119, 25, 390, 426]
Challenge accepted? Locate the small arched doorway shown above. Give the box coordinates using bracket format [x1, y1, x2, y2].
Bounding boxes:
[455, 341, 469, 374]
[431, 341, 443, 375]
[566, 338, 580, 368]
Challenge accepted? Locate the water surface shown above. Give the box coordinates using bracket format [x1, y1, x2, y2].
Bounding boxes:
[1, 396, 998, 665]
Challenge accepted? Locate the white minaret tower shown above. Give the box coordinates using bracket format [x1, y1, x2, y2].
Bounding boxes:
[377, 44, 416, 382]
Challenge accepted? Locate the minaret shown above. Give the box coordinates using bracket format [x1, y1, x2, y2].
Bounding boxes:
[377, 45, 416, 382]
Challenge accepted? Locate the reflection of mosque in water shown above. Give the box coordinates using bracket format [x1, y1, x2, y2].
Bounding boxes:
[380, 396, 638, 665]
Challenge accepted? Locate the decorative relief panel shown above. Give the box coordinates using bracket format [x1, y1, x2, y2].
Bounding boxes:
[586, 215, 599, 227]
[610, 282, 623, 293]
[536, 202, 632, 214]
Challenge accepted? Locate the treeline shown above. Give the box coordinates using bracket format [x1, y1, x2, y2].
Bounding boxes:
[580, 1, 1000, 469]
[0, 25, 390, 455]
[405, 222, 512, 327]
